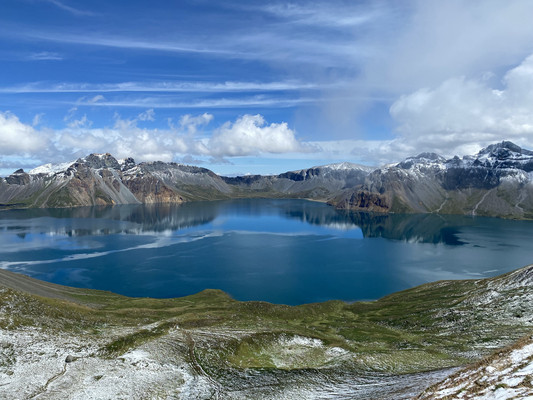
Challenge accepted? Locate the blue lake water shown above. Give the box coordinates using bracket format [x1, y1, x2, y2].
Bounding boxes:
[1, 199, 532, 305]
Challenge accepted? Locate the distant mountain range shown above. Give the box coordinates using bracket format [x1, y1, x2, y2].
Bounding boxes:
[2, 141, 533, 218]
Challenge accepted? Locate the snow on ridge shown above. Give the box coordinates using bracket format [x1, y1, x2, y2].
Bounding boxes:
[475, 150, 533, 164]
[93, 153, 112, 159]
[315, 162, 375, 171]
[29, 161, 74, 175]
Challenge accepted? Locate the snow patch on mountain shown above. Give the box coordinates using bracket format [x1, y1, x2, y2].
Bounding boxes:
[29, 161, 74, 175]
[317, 162, 374, 172]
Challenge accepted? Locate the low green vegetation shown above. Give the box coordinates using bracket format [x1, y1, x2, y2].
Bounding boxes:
[0, 265, 531, 376]
[47, 187, 75, 208]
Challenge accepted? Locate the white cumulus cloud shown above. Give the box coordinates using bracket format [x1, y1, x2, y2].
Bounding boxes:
[178, 113, 214, 134]
[208, 114, 313, 157]
[0, 112, 316, 171]
[0, 112, 48, 154]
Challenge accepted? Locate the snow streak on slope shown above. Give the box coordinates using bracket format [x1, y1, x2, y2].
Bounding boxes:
[416, 335, 533, 400]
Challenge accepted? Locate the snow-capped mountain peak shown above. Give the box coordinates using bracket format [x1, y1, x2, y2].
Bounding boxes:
[29, 161, 75, 176]
[468, 141, 533, 170]
[397, 152, 447, 169]
[315, 162, 375, 172]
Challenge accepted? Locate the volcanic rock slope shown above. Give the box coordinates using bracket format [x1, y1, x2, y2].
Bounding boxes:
[0, 155, 372, 208]
[2, 141, 533, 218]
[331, 141, 533, 218]
[0, 153, 231, 208]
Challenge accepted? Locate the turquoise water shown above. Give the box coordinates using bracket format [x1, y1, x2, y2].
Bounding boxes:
[1, 199, 532, 305]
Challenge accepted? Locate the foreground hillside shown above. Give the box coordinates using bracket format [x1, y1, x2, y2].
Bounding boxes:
[0, 264, 531, 399]
[416, 334, 533, 399]
[2, 141, 533, 219]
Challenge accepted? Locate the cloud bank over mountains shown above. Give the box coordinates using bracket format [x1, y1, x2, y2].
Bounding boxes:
[388, 53, 533, 158]
[0, 111, 315, 166]
[3, 1, 533, 174]
[4, 50, 533, 172]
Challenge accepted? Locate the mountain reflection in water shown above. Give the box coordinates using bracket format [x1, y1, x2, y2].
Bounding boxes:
[2, 199, 470, 245]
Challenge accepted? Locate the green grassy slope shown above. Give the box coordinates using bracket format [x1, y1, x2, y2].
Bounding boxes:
[1, 264, 531, 376]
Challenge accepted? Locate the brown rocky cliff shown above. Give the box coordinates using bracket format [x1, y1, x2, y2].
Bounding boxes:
[123, 174, 184, 204]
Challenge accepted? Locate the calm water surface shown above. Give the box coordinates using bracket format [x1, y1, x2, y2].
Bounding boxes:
[1, 199, 532, 304]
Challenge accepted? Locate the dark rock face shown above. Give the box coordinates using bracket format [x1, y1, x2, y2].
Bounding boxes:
[479, 141, 531, 157]
[121, 157, 136, 171]
[344, 191, 390, 212]
[278, 171, 306, 181]
[398, 153, 445, 169]
[80, 153, 121, 170]
[5, 171, 31, 185]
[440, 168, 501, 190]
[441, 141, 533, 189]
[222, 175, 265, 185]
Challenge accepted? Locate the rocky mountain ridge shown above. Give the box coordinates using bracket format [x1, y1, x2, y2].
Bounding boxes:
[0, 153, 372, 209]
[2, 141, 533, 218]
[330, 140, 533, 218]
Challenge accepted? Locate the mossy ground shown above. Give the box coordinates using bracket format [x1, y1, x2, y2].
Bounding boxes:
[1, 265, 531, 378]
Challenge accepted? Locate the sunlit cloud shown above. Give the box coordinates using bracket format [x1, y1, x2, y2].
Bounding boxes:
[0, 111, 318, 169]
[0, 112, 49, 155]
[209, 114, 316, 157]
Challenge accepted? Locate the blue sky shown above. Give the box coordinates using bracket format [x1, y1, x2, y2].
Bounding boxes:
[2, 0, 533, 176]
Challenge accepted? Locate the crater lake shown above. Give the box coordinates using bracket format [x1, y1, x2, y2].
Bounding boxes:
[1, 199, 532, 305]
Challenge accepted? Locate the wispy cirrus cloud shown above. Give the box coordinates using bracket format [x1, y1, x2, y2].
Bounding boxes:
[73, 95, 319, 109]
[258, 2, 380, 28]
[12, 19, 366, 68]
[26, 51, 63, 61]
[0, 80, 330, 94]
[42, 0, 96, 17]
[18, 31, 237, 56]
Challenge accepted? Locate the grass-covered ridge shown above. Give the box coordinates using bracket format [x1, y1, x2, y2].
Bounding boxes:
[0, 265, 531, 398]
